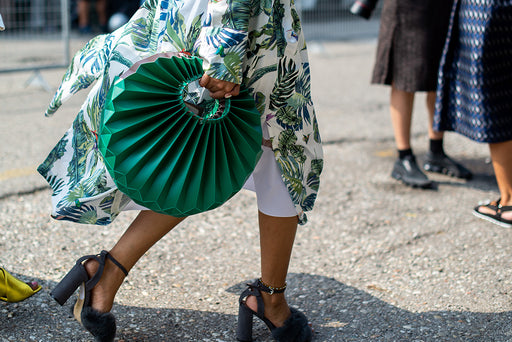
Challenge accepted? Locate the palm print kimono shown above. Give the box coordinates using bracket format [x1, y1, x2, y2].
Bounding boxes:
[38, 0, 323, 225]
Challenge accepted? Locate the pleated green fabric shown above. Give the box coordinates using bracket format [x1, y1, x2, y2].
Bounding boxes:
[99, 54, 262, 216]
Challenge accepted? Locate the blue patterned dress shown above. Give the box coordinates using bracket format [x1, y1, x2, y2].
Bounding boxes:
[434, 0, 512, 143]
[38, 0, 323, 225]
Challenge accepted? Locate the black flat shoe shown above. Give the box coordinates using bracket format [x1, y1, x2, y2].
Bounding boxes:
[423, 152, 473, 179]
[237, 279, 312, 342]
[51, 251, 128, 342]
[391, 155, 433, 188]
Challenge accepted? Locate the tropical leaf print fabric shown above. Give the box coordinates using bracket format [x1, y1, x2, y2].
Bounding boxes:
[38, 0, 323, 225]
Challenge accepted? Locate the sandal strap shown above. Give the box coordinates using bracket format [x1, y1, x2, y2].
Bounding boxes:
[78, 250, 128, 290]
[493, 198, 512, 213]
[255, 278, 287, 295]
[498, 204, 512, 212]
[253, 286, 266, 318]
[76, 252, 104, 290]
[477, 199, 502, 213]
[487, 199, 501, 210]
[240, 282, 266, 317]
[105, 252, 129, 276]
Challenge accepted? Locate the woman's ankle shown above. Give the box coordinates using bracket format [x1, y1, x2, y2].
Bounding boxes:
[500, 195, 512, 206]
[260, 293, 291, 327]
[499, 196, 512, 221]
[84, 259, 125, 313]
[260, 291, 286, 306]
[245, 292, 291, 326]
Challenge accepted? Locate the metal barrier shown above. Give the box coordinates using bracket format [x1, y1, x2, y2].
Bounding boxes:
[0, 0, 70, 73]
[0, 0, 380, 76]
[297, 0, 382, 41]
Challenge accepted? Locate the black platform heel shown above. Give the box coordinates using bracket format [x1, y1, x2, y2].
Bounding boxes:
[236, 279, 312, 342]
[51, 250, 129, 342]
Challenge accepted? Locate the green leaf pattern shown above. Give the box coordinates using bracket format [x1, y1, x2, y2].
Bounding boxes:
[38, 0, 323, 225]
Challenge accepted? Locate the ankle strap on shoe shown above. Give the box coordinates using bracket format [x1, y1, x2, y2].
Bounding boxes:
[104, 251, 129, 277]
[256, 278, 286, 295]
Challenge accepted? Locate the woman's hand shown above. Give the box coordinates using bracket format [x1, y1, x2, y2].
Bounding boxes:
[199, 74, 240, 99]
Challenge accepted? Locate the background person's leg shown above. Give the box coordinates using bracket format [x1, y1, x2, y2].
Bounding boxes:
[77, 0, 91, 32]
[95, 0, 108, 31]
[473, 140, 512, 226]
[389, 86, 431, 187]
[423, 91, 472, 179]
[490, 140, 512, 210]
[426, 91, 443, 141]
[390, 86, 414, 150]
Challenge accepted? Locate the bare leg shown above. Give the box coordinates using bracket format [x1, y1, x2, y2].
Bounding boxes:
[390, 85, 415, 150]
[77, 0, 90, 28]
[95, 0, 108, 27]
[491, 140, 512, 208]
[85, 210, 186, 313]
[246, 212, 298, 327]
[389, 86, 434, 187]
[478, 141, 512, 220]
[426, 91, 444, 140]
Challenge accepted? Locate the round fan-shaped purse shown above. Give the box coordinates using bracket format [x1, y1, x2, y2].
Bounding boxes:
[99, 52, 263, 217]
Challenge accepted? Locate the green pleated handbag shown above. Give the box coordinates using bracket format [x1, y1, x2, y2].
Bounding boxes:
[98, 53, 263, 217]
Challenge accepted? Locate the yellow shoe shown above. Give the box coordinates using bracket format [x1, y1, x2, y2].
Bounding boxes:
[0, 268, 42, 302]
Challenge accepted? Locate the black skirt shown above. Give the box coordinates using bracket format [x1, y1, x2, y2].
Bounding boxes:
[371, 0, 453, 92]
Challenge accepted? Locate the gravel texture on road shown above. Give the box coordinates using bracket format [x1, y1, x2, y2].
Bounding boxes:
[1, 40, 510, 342]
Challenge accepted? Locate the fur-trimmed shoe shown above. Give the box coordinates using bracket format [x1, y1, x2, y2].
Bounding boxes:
[236, 279, 312, 342]
[50, 250, 128, 342]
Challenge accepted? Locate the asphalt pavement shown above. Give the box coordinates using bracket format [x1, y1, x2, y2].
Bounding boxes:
[1, 35, 511, 342]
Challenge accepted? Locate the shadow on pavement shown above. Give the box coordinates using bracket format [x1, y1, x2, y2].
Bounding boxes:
[2, 272, 510, 341]
[427, 156, 498, 193]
